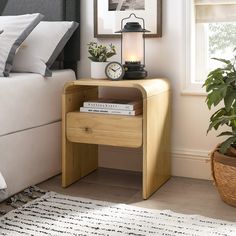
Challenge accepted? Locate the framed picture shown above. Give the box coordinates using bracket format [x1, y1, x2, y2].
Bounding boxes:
[94, 0, 162, 38]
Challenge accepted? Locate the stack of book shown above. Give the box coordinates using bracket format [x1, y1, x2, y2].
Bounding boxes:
[80, 99, 143, 116]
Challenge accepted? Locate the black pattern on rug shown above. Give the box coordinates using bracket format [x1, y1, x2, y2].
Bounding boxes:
[0, 186, 47, 217]
[0, 191, 236, 236]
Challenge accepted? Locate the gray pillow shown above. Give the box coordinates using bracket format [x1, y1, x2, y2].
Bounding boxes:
[12, 21, 79, 77]
[0, 13, 44, 77]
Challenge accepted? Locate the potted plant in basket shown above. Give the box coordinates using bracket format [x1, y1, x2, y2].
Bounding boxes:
[88, 42, 116, 79]
[203, 50, 236, 207]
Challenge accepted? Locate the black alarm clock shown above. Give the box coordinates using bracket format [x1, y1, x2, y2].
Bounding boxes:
[105, 61, 125, 80]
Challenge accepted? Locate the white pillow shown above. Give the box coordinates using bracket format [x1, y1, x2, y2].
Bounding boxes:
[12, 21, 79, 77]
[0, 171, 6, 190]
[0, 171, 7, 202]
[0, 13, 44, 77]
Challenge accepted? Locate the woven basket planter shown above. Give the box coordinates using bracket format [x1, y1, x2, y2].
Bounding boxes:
[211, 146, 236, 207]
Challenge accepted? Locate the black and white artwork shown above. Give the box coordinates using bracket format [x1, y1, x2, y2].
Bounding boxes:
[109, 0, 145, 11]
[94, 0, 162, 38]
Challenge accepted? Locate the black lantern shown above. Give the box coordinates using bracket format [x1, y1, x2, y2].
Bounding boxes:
[116, 13, 150, 80]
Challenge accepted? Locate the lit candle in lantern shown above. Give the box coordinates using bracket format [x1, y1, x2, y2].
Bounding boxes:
[116, 14, 150, 79]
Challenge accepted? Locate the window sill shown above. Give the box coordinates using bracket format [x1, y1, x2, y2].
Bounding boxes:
[181, 88, 207, 96]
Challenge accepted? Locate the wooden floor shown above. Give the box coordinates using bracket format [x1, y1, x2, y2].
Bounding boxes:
[38, 168, 236, 222]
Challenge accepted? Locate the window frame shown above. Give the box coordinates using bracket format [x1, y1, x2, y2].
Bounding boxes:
[182, 0, 207, 96]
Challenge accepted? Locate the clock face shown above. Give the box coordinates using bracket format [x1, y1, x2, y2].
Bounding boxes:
[105, 62, 125, 80]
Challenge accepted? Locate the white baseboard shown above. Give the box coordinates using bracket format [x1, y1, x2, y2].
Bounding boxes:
[99, 147, 212, 180]
[171, 148, 212, 180]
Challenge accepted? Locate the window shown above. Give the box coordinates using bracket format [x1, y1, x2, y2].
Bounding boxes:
[184, 0, 236, 95]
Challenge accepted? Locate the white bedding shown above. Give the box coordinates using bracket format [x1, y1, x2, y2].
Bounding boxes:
[0, 69, 75, 200]
[0, 171, 7, 190]
[0, 70, 76, 136]
[0, 122, 61, 200]
[0, 171, 7, 201]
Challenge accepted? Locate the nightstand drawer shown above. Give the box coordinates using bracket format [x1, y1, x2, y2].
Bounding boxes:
[66, 112, 143, 148]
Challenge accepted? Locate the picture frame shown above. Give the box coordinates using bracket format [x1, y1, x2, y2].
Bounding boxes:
[94, 0, 162, 38]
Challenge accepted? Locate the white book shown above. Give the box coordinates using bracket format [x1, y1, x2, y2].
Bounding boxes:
[83, 99, 142, 111]
[80, 107, 142, 116]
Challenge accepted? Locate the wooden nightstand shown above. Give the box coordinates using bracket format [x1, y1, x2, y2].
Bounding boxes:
[62, 78, 171, 199]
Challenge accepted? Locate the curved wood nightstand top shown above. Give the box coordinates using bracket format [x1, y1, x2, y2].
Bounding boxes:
[63, 78, 170, 98]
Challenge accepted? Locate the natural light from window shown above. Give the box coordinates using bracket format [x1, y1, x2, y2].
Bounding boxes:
[184, 0, 236, 94]
[196, 22, 236, 83]
[209, 22, 236, 70]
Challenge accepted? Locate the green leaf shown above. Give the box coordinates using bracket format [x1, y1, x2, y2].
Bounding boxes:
[212, 57, 231, 65]
[224, 90, 236, 112]
[225, 76, 236, 84]
[106, 51, 116, 58]
[210, 108, 226, 121]
[208, 68, 224, 77]
[206, 84, 220, 93]
[207, 115, 236, 133]
[88, 56, 99, 62]
[87, 41, 116, 62]
[219, 136, 236, 154]
[217, 131, 233, 137]
[207, 90, 222, 109]
[205, 48, 236, 144]
[207, 118, 223, 133]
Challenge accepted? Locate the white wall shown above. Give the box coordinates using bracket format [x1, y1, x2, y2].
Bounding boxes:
[78, 0, 221, 179]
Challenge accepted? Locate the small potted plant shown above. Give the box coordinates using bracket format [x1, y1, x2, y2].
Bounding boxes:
[203, 50, 236, 207]
[88, 42, 116, 79]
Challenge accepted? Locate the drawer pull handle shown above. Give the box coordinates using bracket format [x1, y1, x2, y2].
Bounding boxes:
[84, 127, 92, 133]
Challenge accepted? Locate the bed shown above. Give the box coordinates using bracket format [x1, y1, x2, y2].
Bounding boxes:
[0, 0, 80, 199]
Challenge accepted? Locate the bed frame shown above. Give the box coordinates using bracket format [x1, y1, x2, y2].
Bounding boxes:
[0, 0, 80, 200]
[0, 0, 80, 73]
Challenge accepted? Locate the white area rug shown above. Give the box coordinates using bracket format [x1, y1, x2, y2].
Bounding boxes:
[0, 192, 235, 236]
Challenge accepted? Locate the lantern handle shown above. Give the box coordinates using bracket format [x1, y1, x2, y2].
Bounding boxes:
[121, 13, 146, 31]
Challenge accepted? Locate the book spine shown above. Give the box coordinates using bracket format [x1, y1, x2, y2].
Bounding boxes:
[83, 102, 135, 111]
[80, 107, 137, 116]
